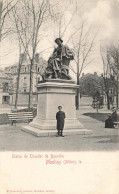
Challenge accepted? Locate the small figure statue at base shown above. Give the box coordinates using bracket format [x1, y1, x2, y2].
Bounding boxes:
[43, 38, 74, 80]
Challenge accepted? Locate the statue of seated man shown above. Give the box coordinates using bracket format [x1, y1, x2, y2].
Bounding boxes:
[44, 38, 74, 80]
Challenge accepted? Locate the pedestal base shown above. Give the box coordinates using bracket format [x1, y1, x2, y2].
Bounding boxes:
[22, 125, 92, 137]
[22, 79, 92, 136]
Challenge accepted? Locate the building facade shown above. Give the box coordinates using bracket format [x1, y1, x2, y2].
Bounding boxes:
[1, 53, 47, 106]
[0, 70, 13, 105]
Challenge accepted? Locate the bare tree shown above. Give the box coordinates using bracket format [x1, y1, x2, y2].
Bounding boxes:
[51, 1, 98, 110]
[106, 44, 119, 108]
[100, 45, 118, 109]
[12, 0, 59, 109]
[0, 0, 18, 41]
[100, 45, 110, 109]
[12, 11, 25, 109]
[69, 22, 98, 109]
[14, 45, 24, 109]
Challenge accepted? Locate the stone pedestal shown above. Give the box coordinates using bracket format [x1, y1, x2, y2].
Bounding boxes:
[23, 79, 92, 136]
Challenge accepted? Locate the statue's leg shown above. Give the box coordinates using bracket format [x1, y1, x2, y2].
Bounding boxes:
[54, 70, 57, 78]
[61, 69, 71, 80]
[57, 70, 61, 78]
[42, 75, 45, 81]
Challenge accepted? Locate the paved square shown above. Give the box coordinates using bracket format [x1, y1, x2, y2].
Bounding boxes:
[0, 107, 118, 151]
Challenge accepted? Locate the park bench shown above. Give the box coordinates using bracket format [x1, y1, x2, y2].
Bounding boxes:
[113, 122, 119, 128]
[8, 112, 33, 125]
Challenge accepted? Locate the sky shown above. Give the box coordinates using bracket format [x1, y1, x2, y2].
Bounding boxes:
[0, 0, 119, 78]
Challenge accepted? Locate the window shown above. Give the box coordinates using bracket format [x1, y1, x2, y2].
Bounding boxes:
[38, 77, 41, 82]
[38, 67, 40, 72]
[24, 89, 26, 93]
[25, 67, 27, 72]
[24, 77, 26, 81]
[3, 83, 8, 92]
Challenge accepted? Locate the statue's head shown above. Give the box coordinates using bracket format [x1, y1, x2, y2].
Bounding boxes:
[55, 38, 63, 45]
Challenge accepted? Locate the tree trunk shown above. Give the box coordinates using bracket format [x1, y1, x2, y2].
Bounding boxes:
[76, 75, 80, 110]
[76, 88, 80, 110]
[0, 1, 2, 42]
[28, 59, 34, 110]
[106, 93, 110, 110]
[14, 58, 22, 109]
[116, 75, 118, 108]
[14, 78, 19, 109]
[76, 59, 80, 110]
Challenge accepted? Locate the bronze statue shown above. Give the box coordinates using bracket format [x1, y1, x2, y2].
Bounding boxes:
[43, 38, 74, 80]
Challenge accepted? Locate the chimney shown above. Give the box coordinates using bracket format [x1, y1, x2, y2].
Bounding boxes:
[35, 53, 40, 63]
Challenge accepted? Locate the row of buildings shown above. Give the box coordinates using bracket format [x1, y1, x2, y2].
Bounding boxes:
[0, 53, 118, 108]
[0, 53, 47, 106]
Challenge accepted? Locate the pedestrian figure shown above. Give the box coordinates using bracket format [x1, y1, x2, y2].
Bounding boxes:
[105, 107, 118, 128]
[56, 106, 65, 137]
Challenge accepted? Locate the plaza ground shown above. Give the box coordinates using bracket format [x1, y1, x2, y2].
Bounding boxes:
[0, 105, 118, 151]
